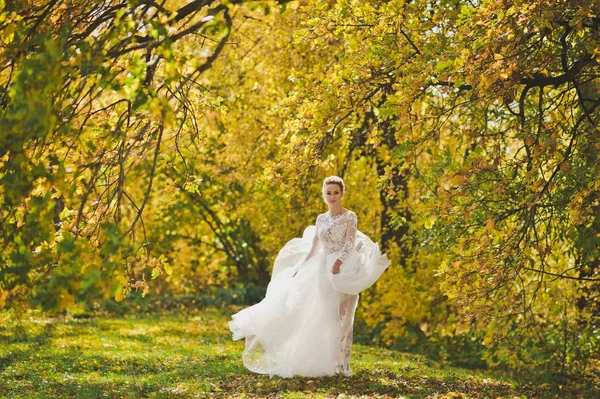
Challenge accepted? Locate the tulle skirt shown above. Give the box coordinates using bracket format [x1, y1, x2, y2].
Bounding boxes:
[228, 226, 390, 377]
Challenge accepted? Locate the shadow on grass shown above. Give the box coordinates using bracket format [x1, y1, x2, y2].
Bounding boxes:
[213, 367, 521, 399]
[0, 321, 56, 345]
[0, 321, 56, 373]
[1, 309, 598, 399]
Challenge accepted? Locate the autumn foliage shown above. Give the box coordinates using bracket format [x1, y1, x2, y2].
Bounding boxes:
[1, 0, 599, 376]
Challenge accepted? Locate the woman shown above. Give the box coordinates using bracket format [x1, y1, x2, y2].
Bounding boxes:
[228, 176, 390, 377]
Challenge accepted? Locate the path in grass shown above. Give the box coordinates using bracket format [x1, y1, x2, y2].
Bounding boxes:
[0, 306, 596, 398]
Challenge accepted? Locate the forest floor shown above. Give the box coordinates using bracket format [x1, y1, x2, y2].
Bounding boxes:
[0, 305, 597, 399]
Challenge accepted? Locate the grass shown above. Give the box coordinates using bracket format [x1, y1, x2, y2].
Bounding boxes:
[0, 305, 597, 399]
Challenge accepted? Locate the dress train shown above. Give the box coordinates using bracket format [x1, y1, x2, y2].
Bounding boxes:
[229, 224, 389, 377]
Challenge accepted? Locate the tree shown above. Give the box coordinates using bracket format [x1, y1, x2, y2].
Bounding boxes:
[238, 0, 600, 372]
[0, 0, 290, 309]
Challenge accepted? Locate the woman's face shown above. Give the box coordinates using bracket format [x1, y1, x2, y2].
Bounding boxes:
[324, 183, 343, 206]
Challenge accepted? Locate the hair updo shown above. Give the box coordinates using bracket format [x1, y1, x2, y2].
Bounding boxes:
[322, 175, 345, 204]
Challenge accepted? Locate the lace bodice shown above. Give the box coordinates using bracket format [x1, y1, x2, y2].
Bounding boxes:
[305, 210, 357, 263]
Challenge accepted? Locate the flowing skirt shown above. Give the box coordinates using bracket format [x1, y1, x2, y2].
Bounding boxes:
[228, 226, 389, 377]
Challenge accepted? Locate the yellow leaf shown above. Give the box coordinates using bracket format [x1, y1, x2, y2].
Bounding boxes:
[485, 217, 495, 232]
[424, 216, 436, 229]
[115, 289, 126, 302]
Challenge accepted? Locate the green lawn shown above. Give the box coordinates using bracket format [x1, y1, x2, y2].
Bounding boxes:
[0, 306, 596, 398]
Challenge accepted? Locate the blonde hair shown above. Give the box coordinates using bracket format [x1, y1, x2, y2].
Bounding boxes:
[322, 175, 345, 204]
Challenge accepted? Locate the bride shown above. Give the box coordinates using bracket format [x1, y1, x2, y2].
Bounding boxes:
[228, 176, 390, 377]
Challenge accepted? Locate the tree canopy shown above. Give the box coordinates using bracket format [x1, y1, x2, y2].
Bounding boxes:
[1, 0, 599, 375]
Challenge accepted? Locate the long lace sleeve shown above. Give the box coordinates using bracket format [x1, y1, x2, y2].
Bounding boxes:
[337, 212, 357, 263]
[303, 214, 322, 262]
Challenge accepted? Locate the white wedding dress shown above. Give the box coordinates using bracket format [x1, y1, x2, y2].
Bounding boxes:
[228, 210, 390, 377]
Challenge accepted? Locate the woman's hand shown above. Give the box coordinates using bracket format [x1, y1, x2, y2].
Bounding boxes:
[331, 259, 342, 275]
